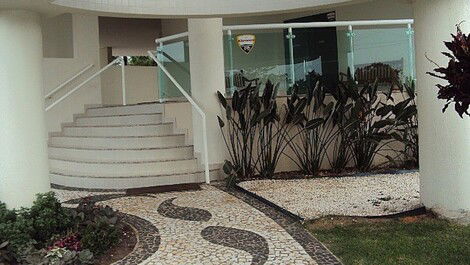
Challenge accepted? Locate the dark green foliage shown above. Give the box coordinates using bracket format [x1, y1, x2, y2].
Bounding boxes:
[392, 81, 419, 168]
[217, 81, 307, 185]
[27, 192, 73, 244]
[338, 72, 399, 171]
[128, 56, 157, 66]
[0, 203, 35, 260]
[24, 248, 93, 265]
[0, 241, 15, 265]
[81, 219, 120, 255]
[0, 193, 121, 264]
[285, 82, 342, 176]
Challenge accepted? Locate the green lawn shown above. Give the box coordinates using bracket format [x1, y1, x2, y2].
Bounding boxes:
[307, 217, 470, 265]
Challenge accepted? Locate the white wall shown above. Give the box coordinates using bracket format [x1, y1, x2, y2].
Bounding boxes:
[413, 0, 470, 223]
[42, 13, 73, 58]
[43, 14, 102, 133]
[101, 65, 159, 105]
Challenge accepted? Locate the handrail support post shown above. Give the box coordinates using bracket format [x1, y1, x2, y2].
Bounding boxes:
[121, 56, 127, 105]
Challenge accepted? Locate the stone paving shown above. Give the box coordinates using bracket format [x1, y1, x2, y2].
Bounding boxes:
[239, 172, 421, 220]
[54, 184, 341, 265]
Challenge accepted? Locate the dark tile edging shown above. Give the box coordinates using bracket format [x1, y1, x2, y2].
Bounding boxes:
[216, 184, 343, 265]
[235, 184, 305, 222]
[236, 182, 425, 221]
[113, 213, 161, 265]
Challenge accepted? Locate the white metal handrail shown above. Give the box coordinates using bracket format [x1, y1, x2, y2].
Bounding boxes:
[155, 32, 189, 45]
[45, 64, 94, 99]
[222, 19, 414, 31]
[147, 50, 210, 184]
[46, 57, 127, 112]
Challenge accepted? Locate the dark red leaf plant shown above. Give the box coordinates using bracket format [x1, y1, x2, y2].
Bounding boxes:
[427, 23, 470, 118]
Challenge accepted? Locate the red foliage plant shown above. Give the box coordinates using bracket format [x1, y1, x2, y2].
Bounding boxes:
[48, 233, 82, 252]
[427, 24, 470, 118]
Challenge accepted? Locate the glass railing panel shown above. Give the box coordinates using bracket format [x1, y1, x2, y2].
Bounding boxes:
[351, 25, 415, 89]
[290, 26, 352, 94]
[223, 29, 290, 96]
[223, 27, 353, 96]
[157, 39, 191, 101]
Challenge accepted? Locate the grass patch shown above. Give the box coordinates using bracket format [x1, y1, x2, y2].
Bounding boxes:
[306, 215, 470, 265]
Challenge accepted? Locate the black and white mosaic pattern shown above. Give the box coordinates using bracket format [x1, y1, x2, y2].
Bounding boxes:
[202, 226, 269, 265]
[158, 197, 212, 222]
[53, 184, 342, 265]
[113, 213, 161, 265]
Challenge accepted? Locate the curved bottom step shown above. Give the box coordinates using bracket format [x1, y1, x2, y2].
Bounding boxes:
[50, 169, 222, 190]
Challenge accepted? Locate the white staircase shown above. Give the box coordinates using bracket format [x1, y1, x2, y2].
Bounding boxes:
[48, 103, 220, 190]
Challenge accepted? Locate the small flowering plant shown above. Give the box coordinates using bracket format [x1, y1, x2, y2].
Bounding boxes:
[428, 24, 470, 118]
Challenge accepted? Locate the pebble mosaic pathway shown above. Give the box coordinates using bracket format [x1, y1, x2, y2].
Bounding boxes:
[54, 184, 341, 265]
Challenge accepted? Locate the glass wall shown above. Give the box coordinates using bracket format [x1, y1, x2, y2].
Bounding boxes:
[157, 38, 191, 101]
[223, 23, 415, 96]
[224, 29, 291, 95]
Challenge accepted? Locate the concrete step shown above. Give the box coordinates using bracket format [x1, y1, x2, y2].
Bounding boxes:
[48, 145, 194, 163]
[49, 158, 201, 177]
[75, 113, 163, 126]
[50, 169, 221, 190]
[86, 103, 163, 117]
[61, 123, 174, 137]
[49, 134, 186, 149]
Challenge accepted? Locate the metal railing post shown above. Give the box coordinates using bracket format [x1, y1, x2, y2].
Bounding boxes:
[406, 23, 416, 81]
[287, 27, 296, 87]
[227, 29, 235, 93]
[121, 56, 127, 105]
[347, 25, 356, 77]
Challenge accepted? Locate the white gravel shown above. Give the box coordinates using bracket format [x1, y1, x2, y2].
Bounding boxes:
[238, 172, 422, 220]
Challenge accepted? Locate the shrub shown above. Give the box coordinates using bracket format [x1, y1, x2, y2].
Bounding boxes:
[392, 81, 419, 168]
[338, 73, 399, 171]
[0, 241, 15, 265]
[81, 219, 120, 255]
[285, 82, 342, 176]
[217, 82, 310, 184]
[27, 192, 73, 245]
[428, 24, 470, 118]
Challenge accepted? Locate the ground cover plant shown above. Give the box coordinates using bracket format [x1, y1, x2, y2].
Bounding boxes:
[0, 193, 123, 265]
[307, 215, 470, 265]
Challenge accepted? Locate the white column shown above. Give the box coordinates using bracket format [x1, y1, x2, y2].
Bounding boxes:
[413, 0, 470, 223]
[0, 10, 50, 208]
[188, 18, 226, 164]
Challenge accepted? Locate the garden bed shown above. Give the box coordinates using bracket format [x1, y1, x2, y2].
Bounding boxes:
[238, 171, 421, 220]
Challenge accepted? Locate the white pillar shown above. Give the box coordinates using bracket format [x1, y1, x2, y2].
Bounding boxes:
[0, 10, 50, 208]
[413, 0, 470, 223]
[188, 18, 226, 165]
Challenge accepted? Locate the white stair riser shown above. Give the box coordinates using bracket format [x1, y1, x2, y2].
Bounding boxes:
[50, 170, 221, 190]
[49, 135, 185, 149]
[62, 124, 173, 137]
[48, 146, 194, 162]
[75, 114, 163, 126]
[50, 159, 199, 177]
[86, 104, 163, 116]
